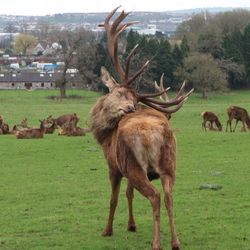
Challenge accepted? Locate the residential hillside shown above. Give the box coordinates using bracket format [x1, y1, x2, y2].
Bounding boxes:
[1, 7, 249, 36]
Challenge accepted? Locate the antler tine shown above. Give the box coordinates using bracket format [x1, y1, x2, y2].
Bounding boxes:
[127, 60, 150, 85]
[154, 73, 169, 101]
[176, 81, 186, 98]
[138, 72, 193, 114]
[142, 98, 188, 114]
[100, 6, 149, 86]
[125, 44, 139, 82]
[99, 7, 128, 81]
[141, 87, 193, 107]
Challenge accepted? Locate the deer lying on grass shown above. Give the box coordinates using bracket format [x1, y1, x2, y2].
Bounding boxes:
[201, 111, 223, 131]
[58, 117, 89, 136]
[0, 115, 10, 134]
[226, 106, 250, 132]
[58, 125, 89, 136]
[17, 118, 30, 129]
[16, 119, 47, 139]
[90, 7, 193, 250]
[47, 113, 79, 128]
[44, 118, 58, 134]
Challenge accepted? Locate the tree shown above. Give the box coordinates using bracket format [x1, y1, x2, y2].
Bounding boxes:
[52, 29, 88, 97]
[174, 52, 228, 98]
[198, 29, 223, 59]
[13, 34, 37, 55]
[222, 28, 244, 63]
[75, 32, 101, 90]
[242, 24, 250, 82]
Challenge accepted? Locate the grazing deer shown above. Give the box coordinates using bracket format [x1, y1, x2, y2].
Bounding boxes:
[201, 111, 223, 131]
[16, 119, 47, 139]
[47, 113, 79, 128]
[90, 7, 193, 250]
[226, 106, 250, 132]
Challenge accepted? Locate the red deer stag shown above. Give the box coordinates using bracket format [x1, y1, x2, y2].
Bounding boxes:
[226, 106, 250, 132]
[16, 119, 47, 139]
[90, 7, 193, 250]
[201, 111, 222, 131]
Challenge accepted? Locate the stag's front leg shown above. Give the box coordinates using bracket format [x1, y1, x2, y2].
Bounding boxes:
[161, 175, 180, 250]
[102, 171, 122, 236]
[126, 180, 136, 232]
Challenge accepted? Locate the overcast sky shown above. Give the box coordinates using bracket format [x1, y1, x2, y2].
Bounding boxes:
[0, 0, 249, 16]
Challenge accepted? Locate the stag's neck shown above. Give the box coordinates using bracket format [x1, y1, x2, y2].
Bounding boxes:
[90, 96, 120, 145]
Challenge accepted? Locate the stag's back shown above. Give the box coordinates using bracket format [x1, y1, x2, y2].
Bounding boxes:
[104, 108, 176, 179]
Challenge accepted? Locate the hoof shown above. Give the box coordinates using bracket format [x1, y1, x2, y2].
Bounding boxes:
[127, 224, 136, 232]
[152, 247, 162, 250]
[152, 242, 162, 250]
[172, 246, 180, 250]
[102, 230, 113, 237]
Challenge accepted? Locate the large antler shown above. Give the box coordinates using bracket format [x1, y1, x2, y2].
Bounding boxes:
[99, 6, 149, 85]
[139, 78, 193, 114]
[100, 7, 193, 115]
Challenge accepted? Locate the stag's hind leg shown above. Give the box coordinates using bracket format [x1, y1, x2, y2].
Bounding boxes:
[126, 180, 136, 232]
[127, 167, 162, 250]
[161, 175, 180, 250]
[102, 170, 122, 237]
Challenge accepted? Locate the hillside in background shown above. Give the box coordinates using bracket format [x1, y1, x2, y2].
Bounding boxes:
[1, 7, 250, 34]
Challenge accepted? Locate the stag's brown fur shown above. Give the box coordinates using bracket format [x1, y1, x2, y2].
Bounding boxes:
[201, 111, 222, 131]
[226, 106, 250, 132]
[16, 120, 47, 139]
[90, 80, 180, 250]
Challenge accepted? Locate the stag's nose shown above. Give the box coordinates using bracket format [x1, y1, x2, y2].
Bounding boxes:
[127, 105, 135, 113]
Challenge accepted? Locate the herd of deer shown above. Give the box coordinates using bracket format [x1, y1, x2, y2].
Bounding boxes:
[201, 106, 250, 132]
[0, 113, 90, 138]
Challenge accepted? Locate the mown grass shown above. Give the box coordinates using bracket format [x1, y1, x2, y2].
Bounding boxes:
[0, 89, 249, 250]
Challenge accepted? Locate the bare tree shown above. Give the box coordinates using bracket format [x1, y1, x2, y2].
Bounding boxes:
[52, 29, 86, 97]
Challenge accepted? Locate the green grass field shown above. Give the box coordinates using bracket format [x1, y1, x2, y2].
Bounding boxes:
[0, 89, 249, 250]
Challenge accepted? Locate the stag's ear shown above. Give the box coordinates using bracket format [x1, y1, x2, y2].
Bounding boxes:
[100, 66, 118, 92]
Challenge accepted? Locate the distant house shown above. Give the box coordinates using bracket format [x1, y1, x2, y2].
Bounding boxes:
[33, 43, 46, 55]
[0, 71, 82, 90]
[32, 42, 61, 56]
[136, 24, 160, 35]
